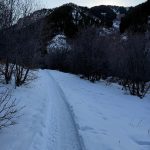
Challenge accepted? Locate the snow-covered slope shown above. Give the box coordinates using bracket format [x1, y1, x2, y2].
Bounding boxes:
[0, 70, 150, 150]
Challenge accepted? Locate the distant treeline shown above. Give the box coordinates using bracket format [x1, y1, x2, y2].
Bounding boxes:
[45, 27, 150, 98]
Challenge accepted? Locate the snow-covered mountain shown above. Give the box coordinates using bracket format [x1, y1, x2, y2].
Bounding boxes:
[16, 3, 127, 31]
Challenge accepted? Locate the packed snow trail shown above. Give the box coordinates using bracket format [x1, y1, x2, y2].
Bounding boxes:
[47, 71, 86, 150]
[0, 70, 83, 150]
[46, 71, 85, 150]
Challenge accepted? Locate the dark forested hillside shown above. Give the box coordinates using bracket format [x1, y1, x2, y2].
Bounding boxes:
[120, 0, 150, 33]
[42, 3, 127, 49]
[13, 3, 127, 39]
[90, 5, 127, 27]
[0, 2, 128, 66]
[43, 3, 101, 38]
[44, 3, 128, 37]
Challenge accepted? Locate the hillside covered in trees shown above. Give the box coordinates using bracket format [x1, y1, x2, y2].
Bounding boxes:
[120, 0, 150, 33]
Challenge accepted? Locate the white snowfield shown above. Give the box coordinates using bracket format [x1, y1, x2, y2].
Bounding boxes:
[0, 70, 150, 150]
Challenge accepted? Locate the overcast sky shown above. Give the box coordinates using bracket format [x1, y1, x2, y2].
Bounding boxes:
[38, 0, 147, 9]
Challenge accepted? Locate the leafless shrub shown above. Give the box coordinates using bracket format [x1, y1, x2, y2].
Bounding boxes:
[0, 88, 22, 129]
[15, 64, 36, 87]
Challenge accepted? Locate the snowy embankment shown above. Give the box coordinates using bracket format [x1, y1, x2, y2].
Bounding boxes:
[0, 70, 150, 150]
[50, 70, 150, 150]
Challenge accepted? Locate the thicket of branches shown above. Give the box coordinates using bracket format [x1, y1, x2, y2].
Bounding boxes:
[0, 0, 37, 87]
[46, 27, 150, 98]
[118, 34, 150, 98]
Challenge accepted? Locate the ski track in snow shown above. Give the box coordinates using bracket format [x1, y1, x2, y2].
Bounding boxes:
[47, 71, 86, 150]
[46, 71, 84, 150]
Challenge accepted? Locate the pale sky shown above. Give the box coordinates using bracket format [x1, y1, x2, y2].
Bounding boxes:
[38, 0, 147, 9]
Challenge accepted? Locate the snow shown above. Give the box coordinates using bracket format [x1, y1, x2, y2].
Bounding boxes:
[72, 9, 82, 21]
[113, 20, 120, 29]
[0, 69, 150, 150]
[0, 70, 82, 150]
[99, 28, 114, 36]
[101, 12, 107, 16]
[47, 34, 70, 53]
[122, 35, 128, 40]
[112, 8, 118, 14]
[50, 70, 150, 150]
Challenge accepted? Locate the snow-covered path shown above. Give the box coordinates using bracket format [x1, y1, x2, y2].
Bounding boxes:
[0, 69, 150, 150]
[0, 70, 83, 150]
[46, 71, 84, 150]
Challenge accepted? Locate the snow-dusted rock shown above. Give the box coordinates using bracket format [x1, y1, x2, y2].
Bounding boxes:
[47, 34, 70, 53]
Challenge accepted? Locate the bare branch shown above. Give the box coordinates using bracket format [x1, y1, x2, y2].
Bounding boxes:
[0, 88, 23, 129]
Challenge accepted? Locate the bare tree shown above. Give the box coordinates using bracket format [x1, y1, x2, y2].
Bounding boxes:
[0, 0, 35, 29]
[0, 0, 20, 28]
[15, 64, 31, 87]
[0, 0, 37, 86]
[0, 58, 15, 84]
[21, 0, 33, 17]
[15, 54, 36, 87]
